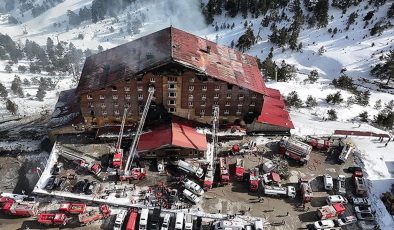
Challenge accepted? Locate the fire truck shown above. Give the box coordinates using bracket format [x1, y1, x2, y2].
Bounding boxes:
[317, 204, 346, 220]
[279, 136, 312, 165]
[57, 146, 102, 176]
[262, 184, 296, 198]
[306, 136, 331, 151]
[38, 213, 68, 226]
[235, 158, 245, 181]
[1, 198, 38, 217]
[299, 177, 313, 203]
[78, 205, 111, 226]
[249, 168, 260, 192]
[203, 169, 214, 191]
[59, 202, 87, 214]
[219, 157, 229, 185]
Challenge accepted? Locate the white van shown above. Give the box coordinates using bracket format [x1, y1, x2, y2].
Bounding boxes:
[324, 174, 333, 190]
[326, 195, 348, 205]
[184, 214, 193, 230]
[113, 209, 127, 230]
[139, 208, 149, 230]
[254, 219, 264, 230]
[175, 212, 185, 230]
[161, 213, 171, 230]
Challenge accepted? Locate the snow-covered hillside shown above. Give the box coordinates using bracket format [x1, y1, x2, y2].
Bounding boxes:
[0, 0, 393, 228]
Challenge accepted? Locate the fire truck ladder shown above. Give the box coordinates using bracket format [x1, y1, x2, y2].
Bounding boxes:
[211, 106, 219, 169]
[115, 108, 128, 150]
[124, 87, 155, 174]
[57, 146, 96, 164]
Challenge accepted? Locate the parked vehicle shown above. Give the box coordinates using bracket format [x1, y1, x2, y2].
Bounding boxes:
[78, 205, 110, 226]
[262, 185, 296, 198]
[51, 163, 63, 175]
[183, 189, 201, 203]
[184, 214, 193, 230]
[356, 212, 375, 221]
[72, 181, 87, 194]
[326, 195, 348, 205]
[354, 206, 372, 213]
[335, 215, 357, 226]
[161, 213, 172, 230]
[175, 160, 204, 178]
[183, 178, 204, 196]
[350, 197, 371, 207]
[279, 136, 312, 165]
[59, 202, 86, 214]
[299, 177, 313, 203]
[1, 198, 38, 217]
[261, 158, 275, 173]
[254, 219, 264, 230]
[249, 168, 260, 192]
[175, 212, 184, 230]
[139, 208, 149, 230]
[219, 157, 230, 185]
[126, 211, 138, 230]
[306, 137, 331, 151]
[38, 213, 68, 226]
[353, 174, 368, 196]
[169, 189, 178, 203]
[149, 208, 161, 230]
[338, 143, 353, 163]
[347, 166, 362, 174]
[45, 176, 59, 190]
[195, 216, 202, 230]
[203, 168, 214, 191]
[337, 175, 346, 195]
[313, 220, 335, 229]
[114, 210, 128, 230]
[235, 158, 245, 181]
[214, 220, 246, 230]
[317, 204, 346, 220]
[324, 175, 333, 191]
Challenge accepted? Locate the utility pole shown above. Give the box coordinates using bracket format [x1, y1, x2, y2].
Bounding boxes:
[275, 65, 278, 82]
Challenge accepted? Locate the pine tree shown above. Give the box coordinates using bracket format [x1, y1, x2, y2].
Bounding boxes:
[388, 3, 394, 18]
[314, 0, 329, 28]
[326, 91, 343, 105]
[327, 109, 338, 121]
[305, 69, 319, 83]
[0, 82, 8, 98]
[371, 50, 394, 85]
[98, 45, 104, 53]
[36, 86, 46, 101]
[6, 99, 18, 115]
[305, 95, 318, 108]
[11, 75, 24, 97]
[4, 64, 12, 73]
[286, 91, 303, 108]
[374, 99, 382, 110]
[236, 27, 256, 52]
[359, 111, 368, 122]
[18, 65, 27, 73]
[23, 78, 31, 86]
[46, 37, 55, 63]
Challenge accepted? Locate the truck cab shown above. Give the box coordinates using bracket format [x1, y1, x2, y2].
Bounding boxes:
[324, 174, 333, 191]
[175, 212, 184, 230]
[114, 210, 127, 230]
[139, 209, 149, 230]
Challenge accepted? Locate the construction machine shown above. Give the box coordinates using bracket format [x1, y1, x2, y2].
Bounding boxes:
[57, 146, 102, 175]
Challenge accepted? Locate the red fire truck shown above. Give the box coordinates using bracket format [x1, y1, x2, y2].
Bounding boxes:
[78, 205, 111, 225]
[219, 157, 229, 186]
[299, 177, 313, 203]
[126, 210, 138, 230]
[203, 169, 214, 191]
[59, 202, 87, 214]
[306, 137, 331, 151]
[38, 213, 68, 226]
[279, 136, 312, 165]
[1, 198, 38, 217]
[249, 168, 260, 192]
[317, 203, 346, 220]
[235, 158, 245, 181]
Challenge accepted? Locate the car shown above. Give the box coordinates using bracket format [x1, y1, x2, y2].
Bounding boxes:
[161, 213, 171, 230]
[183, 178, 204, 196]
[169, 189, 178, 203]
[356, 212, 375, 221]
[326, 195, 348, 205]
[347, 166, 362, 173]
[335, 215, 357, 226]
[45, 176, 58, 190]
[182, 189, 201, 203]
[350, 197, 371, 207]
[336, 175, 346, 195]
[324, 174, 333, 190]
[354, 206, 372, 213]
[313, 219, 335, 229]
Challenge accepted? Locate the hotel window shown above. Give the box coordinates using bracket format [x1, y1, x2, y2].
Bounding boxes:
[124, 87, 130, 92]
[115, 116, 121, 120]
[168, 107, 176, 113]
[214, 93, 219, 99]
[214, 101, 219, 105]
[168, 92, 176, 98]
[201, 101, 206, 107]
[88, 102, 94, 108]
[102, 110, 107, 115]
[188, 101, 193, 107]
[250, 101, 256, 106]
[125, 103, 131, 108]
[111, 86, 117, 91]
[200, 109, 205, 115]
[168, 100, 176, 105]
[114, 110, 120, 115]
[87, 94, 93, 100]
[137, 86, 143, 91]
[113, 95, 118, 100]
[188, 94, 194, 100]
[99, 95, 105, 100]
[252, 93, 257, 99]
[101, 103, 106, 108]
[138, 94, 143, 100]
[168, 84, 176, 90]
[189, 78, 195, 82]
[226, 93, 231, 99]
[202, 85, 207, 91]
[150, 77, 155, 83]
[225, 101, 230, 106]
[125, 94, 131, 100]
[114, 102, 119, 107]
[224, 109, 229, 115]
[239, 94, 244, 99]
[236, 110, 242, 115]
[189, 86, 194, 91]
[168, 76, 177, 82]
[215, 85, 220, 91]
[201, 94, 206, 100]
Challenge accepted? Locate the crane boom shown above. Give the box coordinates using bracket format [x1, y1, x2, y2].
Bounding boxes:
[211, 106, 219, 167]
[124, 87, 155, 173]
[116, 108, 128, 149]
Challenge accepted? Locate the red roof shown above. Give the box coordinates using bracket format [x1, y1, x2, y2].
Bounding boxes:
[77, 27, 266, 95]
[257, 88, 294, 129]
[137, 122, 207, 152]
[332, 203, 346, 212]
